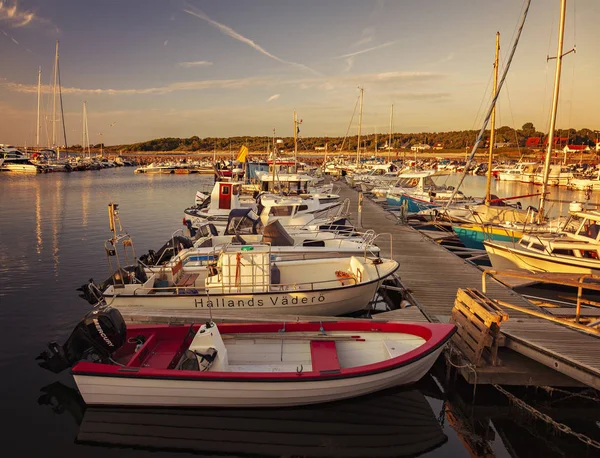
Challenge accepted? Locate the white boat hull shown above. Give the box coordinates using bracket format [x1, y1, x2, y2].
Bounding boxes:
[107, 278, 383, 315]
[74, 347, 443, 407]
[484, 240, 600, 274]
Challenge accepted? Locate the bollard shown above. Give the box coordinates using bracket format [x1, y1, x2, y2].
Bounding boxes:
[358, 192, 363, 228]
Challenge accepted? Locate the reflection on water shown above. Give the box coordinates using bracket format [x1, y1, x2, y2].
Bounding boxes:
[38, 381, 448, 458]
[35, 180, 43, 254]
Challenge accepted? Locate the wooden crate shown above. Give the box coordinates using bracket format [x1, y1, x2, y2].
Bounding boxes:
[451, 288, 509, 367]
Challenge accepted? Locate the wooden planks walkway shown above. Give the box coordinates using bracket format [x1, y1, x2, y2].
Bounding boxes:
[338, 183, 600, 389]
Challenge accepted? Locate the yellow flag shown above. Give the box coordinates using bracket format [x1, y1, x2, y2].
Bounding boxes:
[236, 145, 248, 162]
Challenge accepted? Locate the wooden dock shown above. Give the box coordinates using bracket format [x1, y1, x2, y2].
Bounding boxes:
[337, 183, 600, 389]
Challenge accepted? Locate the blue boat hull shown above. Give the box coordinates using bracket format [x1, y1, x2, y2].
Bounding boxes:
[386, 194, 438, 213]
[452, 226, 518, 250]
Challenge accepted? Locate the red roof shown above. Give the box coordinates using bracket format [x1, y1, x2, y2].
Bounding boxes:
[566, 145, 588, 151]
[525, 137, 541, 147]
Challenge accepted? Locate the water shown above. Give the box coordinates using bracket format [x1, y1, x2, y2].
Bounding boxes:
[1, 168, 598, 457]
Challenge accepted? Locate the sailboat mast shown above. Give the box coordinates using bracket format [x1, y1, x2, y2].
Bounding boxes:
[485, 32, 500, 205]
[537, 0, 567, 223]
[356, 87, 364, 167]
[52, 41, 59, 148]
[293, 110, 298, 173]
[388, 104, 393, 163]
[36, 67, 41, 149]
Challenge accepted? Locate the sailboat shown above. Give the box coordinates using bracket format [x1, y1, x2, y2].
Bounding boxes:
[483, 0, 590, 272]
[449, 29, 569, 249]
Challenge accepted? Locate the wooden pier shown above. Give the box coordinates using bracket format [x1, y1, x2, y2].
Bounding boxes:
[335, 183, 600, 389]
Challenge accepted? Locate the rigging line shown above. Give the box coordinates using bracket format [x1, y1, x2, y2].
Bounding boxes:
[340, 94, 360, 153]
[471, 65, 495, 132]
[443, 0, 532, 211]
[58, 58, 68, 149]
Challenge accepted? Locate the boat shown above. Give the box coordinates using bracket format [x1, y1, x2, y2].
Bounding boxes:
[0, 146, 44, 173]
[484, 0, 582, 270]
[89, 243, 398, 314]
[37, 307, 455, 407]
[184, 181, 345, 232]
[483, 209, 600, 274]
[567, 170, 600, 191]
[386, 172, 478, 212]
[38, 381, 448, 457]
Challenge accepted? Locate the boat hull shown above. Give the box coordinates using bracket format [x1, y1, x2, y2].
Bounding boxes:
[74, 350, 441, 407]
[106, 278, 385, 315]
[453, 225, 521, 250]
[484, 240, 600, 274]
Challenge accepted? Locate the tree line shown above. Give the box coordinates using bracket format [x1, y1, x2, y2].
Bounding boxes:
[68, 123, 598, 153]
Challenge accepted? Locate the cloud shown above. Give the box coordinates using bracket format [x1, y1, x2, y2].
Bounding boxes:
[0, 0, 54, 29]
[163, 40, 168, 46]
[266, 94, 280, 103]
[183, 6, 319, 75]
[10, 36, 18, 44]
[342, 56, 355, 73]
[352, 28, 374, 48]
[1, 71, 446, 97]
[387, 91, 452, 101]
[179, 60, 213, 68]
[336, 41, 397, 59]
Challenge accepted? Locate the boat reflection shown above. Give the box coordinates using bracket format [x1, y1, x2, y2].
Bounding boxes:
[38, 382, 447, 457]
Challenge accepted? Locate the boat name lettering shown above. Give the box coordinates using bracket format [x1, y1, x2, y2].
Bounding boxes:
[193, 294, 326, 308]
[92, 318, 115, 347]
[194, 298, 264, 308]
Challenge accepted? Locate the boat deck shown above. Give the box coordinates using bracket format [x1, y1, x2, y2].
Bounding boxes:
[337, 182, 600, 389]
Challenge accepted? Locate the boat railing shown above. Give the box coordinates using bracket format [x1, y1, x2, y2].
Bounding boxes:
[369, 232, 393, 259]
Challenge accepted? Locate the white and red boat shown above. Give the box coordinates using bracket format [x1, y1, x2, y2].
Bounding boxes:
[38, 308, 455, 407]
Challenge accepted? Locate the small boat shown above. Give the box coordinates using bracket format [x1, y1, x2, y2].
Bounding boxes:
[184, 181, 345, 232]
[95, 243, 398, 314]
[37, 307, 455, 407]
[484, 209, 600, 274]
[386, 172, 479, 212]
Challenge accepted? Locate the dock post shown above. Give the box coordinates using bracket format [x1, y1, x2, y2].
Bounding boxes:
[358, 192, 363, 228]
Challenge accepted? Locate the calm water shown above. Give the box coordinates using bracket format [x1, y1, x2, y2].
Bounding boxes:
[0, 168, 598, 457]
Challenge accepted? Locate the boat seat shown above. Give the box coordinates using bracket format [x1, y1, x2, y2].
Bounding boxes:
[139, 340, 184, 369]
[176, 273, 199, 287]
[310, 340, 341, 374]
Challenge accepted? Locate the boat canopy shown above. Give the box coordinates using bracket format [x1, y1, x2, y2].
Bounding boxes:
[224, 209, 263, 236]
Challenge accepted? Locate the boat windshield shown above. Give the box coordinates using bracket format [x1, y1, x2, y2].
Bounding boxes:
[396, 177, 419, 188]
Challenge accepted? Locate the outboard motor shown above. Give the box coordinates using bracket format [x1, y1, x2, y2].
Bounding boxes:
[139, 236, 194, 265]
[37, 306, 127, 374]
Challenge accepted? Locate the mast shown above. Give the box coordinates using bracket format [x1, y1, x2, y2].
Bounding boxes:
[374, 128, 378, 156]
[293, 110, 298, 173]
[52, 41, 59, 148]
[537, 0, 567, 223]
[36, 67, 41, 149]
[388, 104, 393, 163]
[272, 127, 276, 191]
[485, 32, 500, 205]
[83, 101, 90, 157]
[356, 87, 364, 167]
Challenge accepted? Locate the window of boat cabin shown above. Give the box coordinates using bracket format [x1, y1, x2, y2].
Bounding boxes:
[423, 176, 436, 189]
[298, 204, 308, 212]
[232, 185, 240, 195]
[397, 177, 418, 188]
[269, 205, 294, 216]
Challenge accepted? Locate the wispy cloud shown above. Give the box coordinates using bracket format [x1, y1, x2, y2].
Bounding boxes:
[336, 40, 397, 59]
[2, 71, 445, 96]
[0, 0, 55, 30]
[352, 28, 374, 48]
[163, 40, 168, 46]
[266, 94, 280, 102]
[179, 60, 213, 68]
[183, 6, 319, 75]
[342, 56, 355, 73]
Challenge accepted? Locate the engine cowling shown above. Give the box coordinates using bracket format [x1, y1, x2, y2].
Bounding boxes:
[37, 306, 126, 373]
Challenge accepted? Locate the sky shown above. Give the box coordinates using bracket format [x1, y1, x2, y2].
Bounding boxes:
[0, 0, 599, 146]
